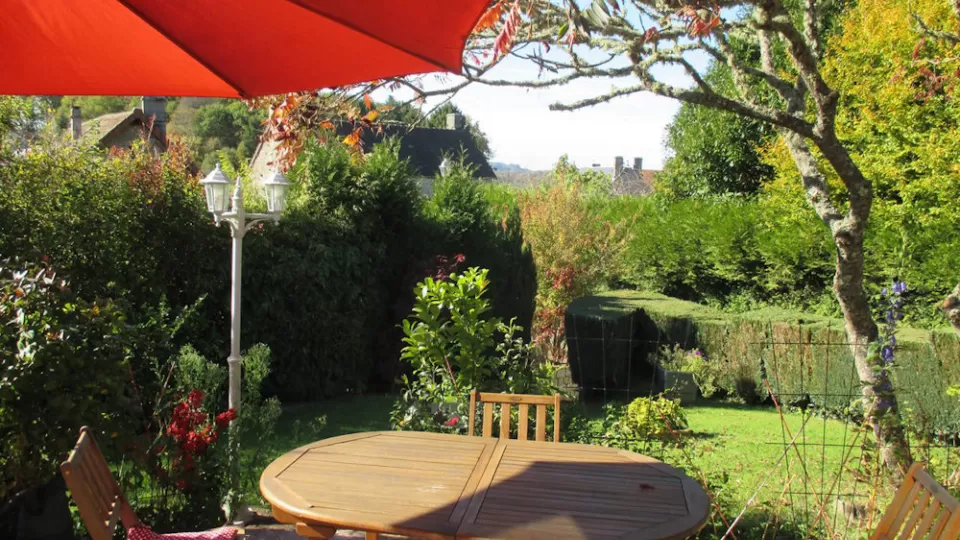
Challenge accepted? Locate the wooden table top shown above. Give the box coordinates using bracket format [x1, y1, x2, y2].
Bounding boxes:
[260, 431, 709, 540]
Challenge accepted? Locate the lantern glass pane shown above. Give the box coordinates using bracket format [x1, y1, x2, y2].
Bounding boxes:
[204, 183, 228, 213]
[265, 184, 287, 214]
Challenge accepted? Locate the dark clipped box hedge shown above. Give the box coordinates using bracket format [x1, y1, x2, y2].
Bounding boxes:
[564, 290, 960, 434]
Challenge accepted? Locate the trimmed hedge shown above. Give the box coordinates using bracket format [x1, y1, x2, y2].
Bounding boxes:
[565, 290, 960, 434]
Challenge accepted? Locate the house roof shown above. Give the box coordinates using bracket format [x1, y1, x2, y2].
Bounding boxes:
[249, 122, 495, 182]
[80, 108, 166, 150]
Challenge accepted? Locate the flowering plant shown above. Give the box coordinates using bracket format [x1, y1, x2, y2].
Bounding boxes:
[165, 389, 237, 487]
[877, 281, 906, 367]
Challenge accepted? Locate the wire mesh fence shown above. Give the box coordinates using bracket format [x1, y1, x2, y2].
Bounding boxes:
[562, 313, 960, 539]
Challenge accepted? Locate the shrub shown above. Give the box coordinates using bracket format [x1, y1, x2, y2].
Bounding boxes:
[619, 396, 688, 440]
[425, 164, 537, 338]
[120, 344, 280, 531]
[392, 268, 554, 432]
[655, 345, 722, 398]
[0, 258, 132, 501]
[519, 168, 629, 362]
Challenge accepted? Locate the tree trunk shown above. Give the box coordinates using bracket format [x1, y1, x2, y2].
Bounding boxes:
[942, 283, 960, 337]
[782, 129, 912, 474]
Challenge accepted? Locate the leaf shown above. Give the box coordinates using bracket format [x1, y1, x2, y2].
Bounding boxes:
[318, 120, 335, 131]
[362, 110, 379, 123]
[493, 1, 522, 59]
[474, 1, 504, 33]
[363, 93, 373, 110]
[342, 130, 361, 147]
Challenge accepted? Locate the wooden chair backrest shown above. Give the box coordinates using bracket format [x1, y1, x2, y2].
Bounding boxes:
[871, 463, 960, 540]
[60, 426, 140, 540]
[468, 390, 562, 442]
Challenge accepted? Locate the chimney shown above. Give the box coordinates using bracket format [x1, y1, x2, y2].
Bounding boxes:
[446, 112, 465, 130]
[141, 96, 167, 142]
[614, 156, 624, 180]
[71, 106, 82, 140]
[633, 157, 643, 171]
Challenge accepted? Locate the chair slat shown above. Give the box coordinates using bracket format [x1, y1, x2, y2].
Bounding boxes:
[872, 463, 959, 540]
[500, 404, 512, 439]
[912, 499, 941, 540]
[898, 491, 931, 540]
[482, 402, 494, 438]
[890, 483, 923, 534]
[535, 404, 546, 442]
[468, 390, 477, 437]
[553, 393, 562, 443]
[468, 391, 563, 444]
[61, 427, 140, 540]
[518, 404, 529, 441]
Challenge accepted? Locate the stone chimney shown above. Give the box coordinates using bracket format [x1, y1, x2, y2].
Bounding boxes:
[446, 112, 465, 130]
[141, 96, 167, 142]
[633, 157, 643, 171]
[614, 156, 624, 180]
[71, 106, 82, 141]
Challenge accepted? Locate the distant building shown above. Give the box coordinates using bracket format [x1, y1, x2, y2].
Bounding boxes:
[249, 113, 494, 195]
[611, 157, 657, 196]
[493, 157, 659, 196]
[71, 97, 168, 153]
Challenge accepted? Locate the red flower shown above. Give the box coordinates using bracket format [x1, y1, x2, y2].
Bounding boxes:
[454, 254, 466, 263]
[176, 479, 187, 490]
[215, 408, 238, 427]
[444, 415, 460, 427]
[188, 389, 205, 408]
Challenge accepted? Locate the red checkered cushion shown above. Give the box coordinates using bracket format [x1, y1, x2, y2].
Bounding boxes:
[127, 526, 239, 540]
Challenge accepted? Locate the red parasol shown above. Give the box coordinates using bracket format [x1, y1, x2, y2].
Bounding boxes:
[0, 0, 489, 97]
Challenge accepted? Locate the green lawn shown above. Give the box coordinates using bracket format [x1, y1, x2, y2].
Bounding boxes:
[241, 395, 946, 538]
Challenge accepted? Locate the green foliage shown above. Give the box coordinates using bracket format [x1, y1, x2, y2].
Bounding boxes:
[519, 165, 630, 362]
[619, 396, 688, 440]
[53, 96, 131, 129]
[120, 344, 281, 531]
[658, 65, 775, 198]
[424, 162, 537, 337]
[392, 268, 554, 432]
[192, 100, 266, 172]
[0, 259, 133, 500]
[655, 345, 721, 398]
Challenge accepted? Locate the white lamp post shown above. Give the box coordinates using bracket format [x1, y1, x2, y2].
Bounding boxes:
[200, 164, 289, 413]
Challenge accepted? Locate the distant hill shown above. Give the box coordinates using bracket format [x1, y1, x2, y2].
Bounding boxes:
[490, 162, 529, 172]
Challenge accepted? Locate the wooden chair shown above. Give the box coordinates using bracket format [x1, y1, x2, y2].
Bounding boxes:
[60, 427, 142, 540]
[871, 463, 960, 540]
[61, 427, 240, 540]
[468, 390, 562, 442]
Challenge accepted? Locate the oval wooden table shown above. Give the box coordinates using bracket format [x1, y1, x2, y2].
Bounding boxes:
[260, 431, 709, 540]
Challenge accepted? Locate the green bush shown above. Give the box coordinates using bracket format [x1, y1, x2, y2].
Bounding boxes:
[619, 396, 688, 440]
[425, 166, 536, 338]
[392, 267, 554, 432]
[0, 258, 133, 501]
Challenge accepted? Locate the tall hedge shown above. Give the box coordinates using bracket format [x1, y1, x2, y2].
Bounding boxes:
[0, 139, 537, 402]
[565, 291, 960, 434]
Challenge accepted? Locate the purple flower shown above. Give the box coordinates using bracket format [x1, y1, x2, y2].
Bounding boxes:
[886, 310, 895, 324]
[889, 335, 896, 346]
[694, 350, 703, 358]
[881, 345, 894, 364]
[881, 287, 888, 297]
[893, 281, 907, 295]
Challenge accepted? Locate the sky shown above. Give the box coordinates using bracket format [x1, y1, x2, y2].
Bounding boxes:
[375, 50, 704, 172]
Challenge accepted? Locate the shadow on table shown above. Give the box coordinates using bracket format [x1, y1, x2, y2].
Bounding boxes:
[396, 459, 709, 539]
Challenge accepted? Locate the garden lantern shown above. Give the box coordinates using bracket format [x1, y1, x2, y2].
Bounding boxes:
[200, 164, 232, 215]
[202, 164, 288, 413]
[262, 171, 291, 215]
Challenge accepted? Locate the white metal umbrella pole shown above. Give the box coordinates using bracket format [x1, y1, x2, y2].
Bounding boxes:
[200, 164, 290, 413]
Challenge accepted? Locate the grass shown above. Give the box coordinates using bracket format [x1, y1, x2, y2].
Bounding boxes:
[239, 394, 956, 538]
